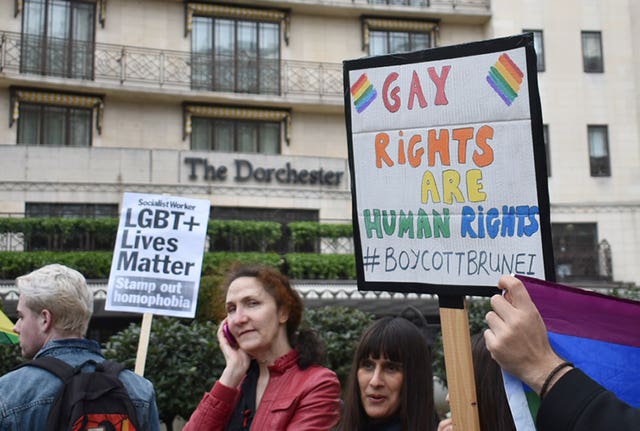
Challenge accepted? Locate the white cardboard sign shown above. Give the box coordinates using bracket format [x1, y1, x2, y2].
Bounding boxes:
[106, 192, 210, 317]
[343, 34, 554, 296]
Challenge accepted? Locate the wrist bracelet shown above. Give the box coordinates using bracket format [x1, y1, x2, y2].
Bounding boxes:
[539, 361, 573, 399]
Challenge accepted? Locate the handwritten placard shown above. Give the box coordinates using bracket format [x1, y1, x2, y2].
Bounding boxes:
[344, 34, 554, 296]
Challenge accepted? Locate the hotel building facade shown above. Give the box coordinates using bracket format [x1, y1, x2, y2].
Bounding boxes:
[1, 0, 639, 289]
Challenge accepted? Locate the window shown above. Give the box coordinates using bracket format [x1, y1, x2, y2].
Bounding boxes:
[552, 223, 599, 281]
[582, 31, 603, 73]
[523, 29, 544, 71]
[370, 30, 431, 55]
[11, 88, 104, 145]
[184, 105, 289, 154]
[189, 5, 281, 94]
[25, 203, 118, 251]
[368, 0, 429, 6]
[191, 118, 280, 154]
[588, 125, 610, 177]
[18, 103, 92, 147]
[543, 124, 550, 176]
[363, 18, 436, 56]
[21, 0, 95, 79]
[26, 202, 118, 218]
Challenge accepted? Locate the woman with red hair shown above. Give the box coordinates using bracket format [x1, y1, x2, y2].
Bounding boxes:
[184, 265, 341, 431]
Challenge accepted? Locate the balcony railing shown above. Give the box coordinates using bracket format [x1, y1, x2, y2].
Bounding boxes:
[275, 0, 490, 9]
[0, 31, 344, 100]
[364, 0, 489, 8]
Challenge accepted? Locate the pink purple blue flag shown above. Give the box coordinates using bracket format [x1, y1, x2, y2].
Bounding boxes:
[504, 275, 640, 430]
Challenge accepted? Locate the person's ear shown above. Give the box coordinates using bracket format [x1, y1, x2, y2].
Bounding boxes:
[278, 306, 289, 324]
[39, 309, 54, 332]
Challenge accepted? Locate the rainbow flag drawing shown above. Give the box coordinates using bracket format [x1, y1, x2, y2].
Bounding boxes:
[486, 53, 524, 106]
[350, 73, 377, 113]
[504, 275, 640, 430]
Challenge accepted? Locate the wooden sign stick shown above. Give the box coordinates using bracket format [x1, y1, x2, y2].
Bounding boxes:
[134, 312, 153, 376]
[440, 296, 481, 431]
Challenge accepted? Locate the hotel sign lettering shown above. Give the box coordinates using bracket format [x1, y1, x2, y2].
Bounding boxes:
[184, 157, 345, 187]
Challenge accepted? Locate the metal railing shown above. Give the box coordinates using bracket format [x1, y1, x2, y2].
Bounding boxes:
[0, 31, 344, 100]
[364, 0, 489, 8]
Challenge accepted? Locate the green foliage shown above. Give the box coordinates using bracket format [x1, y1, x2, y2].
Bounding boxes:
[201, 252, 283, 275]
[0, 218, 351, 253]
[0, 217, 119, 251]
[208, 220, 282, 252]
[302, 306, 373, 385]
[0, 251, 285, 280]
[92, 218, 121, 247]
[103, 317, 224, 430]
[0, 217, 358, 279]
[0, 251, 113, 279]
[286, 253, 356, 279]
[611, 285, 640, 301]
[288, 222, 320, 244]
[288, 222, 353, 251]
[289, 222, 352, 241]
[0, 251, 359, 280]
[0, 218, 32, 236]
[318, 224, 353, 239]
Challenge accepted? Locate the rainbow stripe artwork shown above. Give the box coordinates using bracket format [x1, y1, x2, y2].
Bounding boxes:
[486, 53, 524, 106]
[350, 73, 377, 113]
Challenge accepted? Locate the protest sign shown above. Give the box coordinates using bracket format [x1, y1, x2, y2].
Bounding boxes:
[344, 33, 555, 430]
[344, 33, 555, 297]
[106, 192, 210, 318]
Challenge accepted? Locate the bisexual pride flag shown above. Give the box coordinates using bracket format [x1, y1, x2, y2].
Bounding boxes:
[503, 275, 640, 430]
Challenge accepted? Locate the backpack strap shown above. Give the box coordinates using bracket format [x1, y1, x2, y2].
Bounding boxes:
[98, 360, 126, 376]
[19, 357, 124, 382]
[19, 356, 78, 382]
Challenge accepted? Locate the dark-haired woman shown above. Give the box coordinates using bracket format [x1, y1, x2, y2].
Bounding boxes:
[184, 265, 341, 431]
[438, 333, 515, 431]
[335, 316, 437, 431]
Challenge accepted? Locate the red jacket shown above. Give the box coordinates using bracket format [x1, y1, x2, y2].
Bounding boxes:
[183, 349, 341, 431]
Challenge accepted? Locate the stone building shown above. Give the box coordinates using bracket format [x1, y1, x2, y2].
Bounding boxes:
[1, 0, 638, 292]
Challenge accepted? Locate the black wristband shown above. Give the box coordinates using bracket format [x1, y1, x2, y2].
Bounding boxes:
[539, 361, 573, 399]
